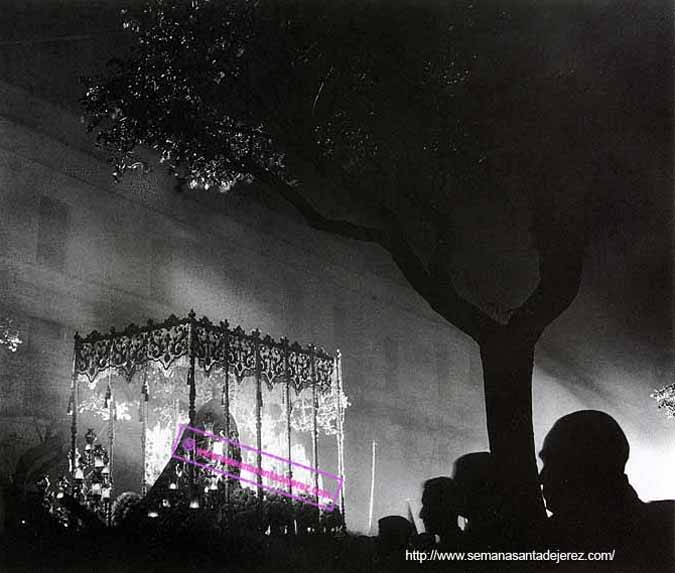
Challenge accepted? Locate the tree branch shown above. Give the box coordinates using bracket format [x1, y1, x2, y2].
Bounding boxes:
[250, 165, 386, 244]
[507, 241, 586, 339]
[386, 223, 497, 342]
[250, 163, 494, 342]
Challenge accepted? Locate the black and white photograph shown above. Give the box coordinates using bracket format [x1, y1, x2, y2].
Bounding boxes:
[0, 0, 672, 571]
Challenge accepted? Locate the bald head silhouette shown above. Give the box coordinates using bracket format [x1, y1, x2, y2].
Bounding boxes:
[540, 410, 631, 515]
[378, 515, 413, 554]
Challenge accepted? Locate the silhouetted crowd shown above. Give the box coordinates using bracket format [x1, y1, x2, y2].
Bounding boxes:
[372, 411, 673, 572]
[1, 410, 673, 572]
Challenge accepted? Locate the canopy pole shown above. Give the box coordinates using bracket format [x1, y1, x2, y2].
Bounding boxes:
[336, 350, 346, 522]
[283, 339, 293, 497]
[253, 330, 263, 527]
[106, 341, 115, 502]
[69, 334, 80, 489]
[222, 320, 231, 517]
[310, 346, 319, 510]
[187, 314, 196, 426]
[187, 313, 197, 496]
[140, 361, 149, 495]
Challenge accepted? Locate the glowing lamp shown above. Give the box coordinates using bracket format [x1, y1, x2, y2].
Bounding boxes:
[148, 511, 159, 518]
[102, 486, 111, 500]
[91, 482, 102, 496]
[169, 482, 177, 490]
[75, 468, 84, 481]
[189, 499, 200, 509]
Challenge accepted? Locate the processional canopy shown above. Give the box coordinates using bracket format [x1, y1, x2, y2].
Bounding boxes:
[65, 311, 347, 527]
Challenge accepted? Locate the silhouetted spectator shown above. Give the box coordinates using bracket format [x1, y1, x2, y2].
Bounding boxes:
[419, 477, 462, 548]
[342, 534, 376, 572]
[378, 515, 413, 552]
[452, 452, 516, 550]
[540, 410, 674, 567]
[375, 515, 414, 569]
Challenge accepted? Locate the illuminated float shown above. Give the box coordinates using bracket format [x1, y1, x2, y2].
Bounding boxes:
[60, 312, 347, 530]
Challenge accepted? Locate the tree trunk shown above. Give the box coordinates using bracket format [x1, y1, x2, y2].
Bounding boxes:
[480, 329, 547, 539]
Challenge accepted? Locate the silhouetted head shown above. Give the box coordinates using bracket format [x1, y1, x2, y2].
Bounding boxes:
[420, 477, 460, 537]
[539, 410, 630, 515]
[377, 515, 413, 553]
[452, 452, 504, 527]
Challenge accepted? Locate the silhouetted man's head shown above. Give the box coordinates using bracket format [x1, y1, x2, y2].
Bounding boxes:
[452, 452, 506, 528]
[539, 410, 630, 515]
[420, 477, 460, 537]
[377, 515, 413, 553]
